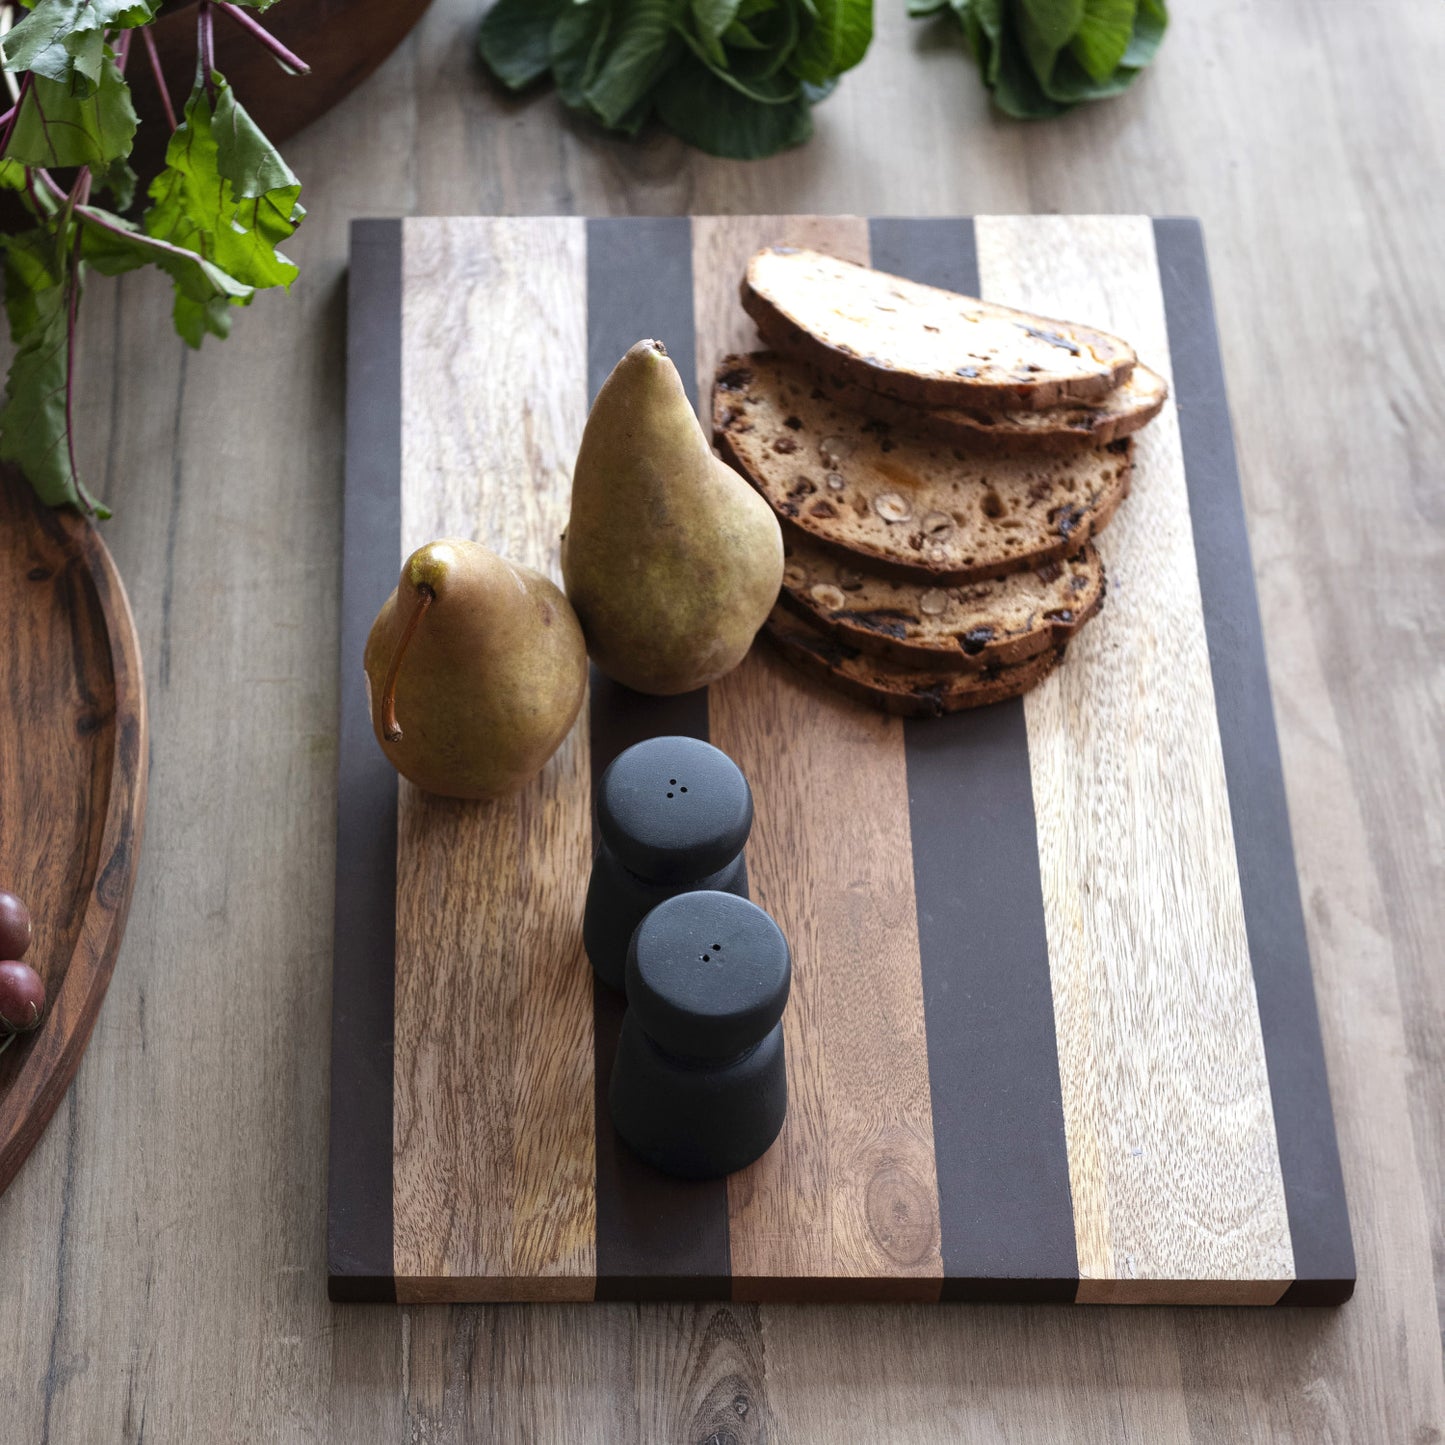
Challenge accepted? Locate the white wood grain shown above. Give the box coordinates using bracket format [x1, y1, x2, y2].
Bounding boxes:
[976, 214, 1294, 1301]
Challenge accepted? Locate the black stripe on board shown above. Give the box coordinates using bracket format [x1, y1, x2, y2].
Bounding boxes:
[328, 219, 402, 1303]
[1153, 218, 1354, 1305]
[586, 217, 731, 1300]
[870, 217, 1079, 1303]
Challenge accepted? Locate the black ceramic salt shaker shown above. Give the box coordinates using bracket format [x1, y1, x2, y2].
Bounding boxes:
[584, 736, 753, 991]
[609, 890, 790, 1180]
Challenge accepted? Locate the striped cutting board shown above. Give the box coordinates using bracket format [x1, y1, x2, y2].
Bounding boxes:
[328, 215, 1353, 1306]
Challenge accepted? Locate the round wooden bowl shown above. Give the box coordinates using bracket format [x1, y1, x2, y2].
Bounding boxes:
[0, 470, 148, 1196]
[128, 0, 433, 177]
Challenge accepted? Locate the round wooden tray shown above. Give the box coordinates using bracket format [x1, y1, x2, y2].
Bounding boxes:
[129, 0, 434, 176]
[0, 469, 148, 1195]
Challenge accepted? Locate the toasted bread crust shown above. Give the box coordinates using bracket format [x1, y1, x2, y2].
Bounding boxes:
[764, 604, 1065, 717]
[742, 246, 1135, 411]
[779, 529, 1106, 670]
[803, 356, 1168, 454]
[713, 353, 1133, 586]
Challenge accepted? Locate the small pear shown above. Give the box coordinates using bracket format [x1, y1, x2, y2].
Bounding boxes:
[562, 340, 784, 695]
[364, 538, 586, 799]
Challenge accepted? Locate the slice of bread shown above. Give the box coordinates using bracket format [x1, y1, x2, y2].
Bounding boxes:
[781, 530, 1105, 670]
[809, 357, 1168, 454]
[713, 353, 1132, 584]
[764, 604, 1064, 718]
[742, 246, 1135, 410]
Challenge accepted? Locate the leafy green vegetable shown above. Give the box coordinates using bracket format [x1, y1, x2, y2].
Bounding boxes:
[477, 0, 872, 159]
[1, 0, 158, 93]
[916, 0, 1167, 118]
[654, 53, 813, 158]
[0, 0, 307, 515]
[476, 0, 566, 88]
[0, 228, 98, 512]
[145, 72, 304, 341]
[6, 50, 137, 167]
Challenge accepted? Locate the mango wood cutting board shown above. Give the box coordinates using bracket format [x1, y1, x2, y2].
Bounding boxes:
[328, 215, 1354, 1306]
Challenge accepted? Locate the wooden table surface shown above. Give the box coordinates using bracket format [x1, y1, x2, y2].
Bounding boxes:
[3, 1, 1441, 1439]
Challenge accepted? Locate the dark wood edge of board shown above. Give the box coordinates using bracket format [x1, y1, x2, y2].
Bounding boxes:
[1153, 217, 1355, 1304]
[328, 218, 402, 1302]
[0, 476, 149, 1199]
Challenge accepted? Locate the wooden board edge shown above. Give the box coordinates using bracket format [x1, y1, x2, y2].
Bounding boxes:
[1152, 217, 1355, 1303]
[327, 217, 402, 1300]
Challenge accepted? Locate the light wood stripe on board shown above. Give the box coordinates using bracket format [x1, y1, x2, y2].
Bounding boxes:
[393, 217, 596, 1301]
[976, 215, 1295, 1304]
[695, 215, 943, 1299]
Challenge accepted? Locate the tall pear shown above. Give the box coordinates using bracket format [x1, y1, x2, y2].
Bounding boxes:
[562, 340, 784, 695]
[364, 538, 586, 799]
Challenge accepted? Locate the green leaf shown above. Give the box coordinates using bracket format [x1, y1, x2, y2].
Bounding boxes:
[1122, 0, 1166, 66]
[1037, 46, 1132, 102]
[790, 0, 872, 86]
[2, 0, 158, 92]
[990, 5, 1069, 116]
[90, 153, 136, 210]
[0, 228, 107, 514]
[477, 0, 568, 90]
[721, 16, 769, 47]
[79, 205, 254, 312]
[2, 225, 60, 344]
[1068, 0, 1135, 82]
[920, 0, 1166, 115]
[691, 0, 740, 40]
[1018, 0, 1083, 52]
[551, 2, 611, 109]
[582, 0, 682, 128]
[144, 71, 303, 331]
[653, 52, 813, 157]
[6, 49, 136, 167]
[907, 0, 952, 16]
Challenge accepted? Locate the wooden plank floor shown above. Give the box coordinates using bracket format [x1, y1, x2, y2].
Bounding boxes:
[1, 0, 1441, 1438]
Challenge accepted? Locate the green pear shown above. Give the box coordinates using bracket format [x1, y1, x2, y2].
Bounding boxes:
[364, 538, 586, 799]
[562, 340, 784, 695]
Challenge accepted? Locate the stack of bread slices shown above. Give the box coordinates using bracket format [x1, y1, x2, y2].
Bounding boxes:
[712, 246, 1167, 716]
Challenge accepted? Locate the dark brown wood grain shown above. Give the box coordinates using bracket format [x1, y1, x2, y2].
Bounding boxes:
[128, 0, 433, 178]
[0, 468, 149, 1196]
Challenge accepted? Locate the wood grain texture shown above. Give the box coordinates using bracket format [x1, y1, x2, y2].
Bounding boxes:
[975, 216, 1293, 1303]
[0, 467, 148, 1198]
[393, 218, 595, 1299]
[694, 215, 943, 1298]
[3, 0, 1442, 1437]
[131, 0, 433, 178]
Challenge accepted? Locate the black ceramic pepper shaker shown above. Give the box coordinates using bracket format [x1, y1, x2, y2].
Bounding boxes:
[608, 890, 790, 1180]
[584, 736, 753, 991]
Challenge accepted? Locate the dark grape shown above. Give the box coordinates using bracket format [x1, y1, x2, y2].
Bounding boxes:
[0, 891, 30, 960]
[0, 960, 45, 1033]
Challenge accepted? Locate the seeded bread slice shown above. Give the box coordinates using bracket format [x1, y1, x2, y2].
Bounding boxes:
[742, 246, 1135, 410]
[782, 529, 1105, 670]
[765, 604, 1064, 718]
[713, 353, 1133, 584]
[808, 356, 1168, 454]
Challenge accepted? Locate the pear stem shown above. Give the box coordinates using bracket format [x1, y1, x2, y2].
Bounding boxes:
[381, 585, 434, 742]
